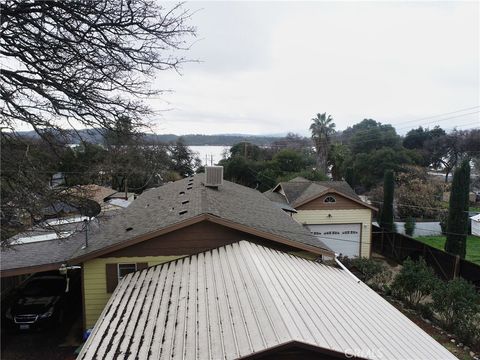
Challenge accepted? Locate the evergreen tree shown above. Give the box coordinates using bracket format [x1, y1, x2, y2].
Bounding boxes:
[380, 170, 395, 231]
[404, 217, 416, 237]
[310, 113, 336, 174]
[345, 167, 355, 188]
[445, 160, 470, 258]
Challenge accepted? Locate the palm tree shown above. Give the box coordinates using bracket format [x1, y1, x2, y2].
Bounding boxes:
[310, 113, 336, 174]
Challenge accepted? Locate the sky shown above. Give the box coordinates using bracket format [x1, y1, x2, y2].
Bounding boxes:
[146, 1, 480, 136]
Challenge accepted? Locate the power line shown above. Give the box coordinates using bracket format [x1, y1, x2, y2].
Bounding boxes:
[388, 106, 480, 126]
[328, 120, 480, 148]
[327, 107, 480, 141]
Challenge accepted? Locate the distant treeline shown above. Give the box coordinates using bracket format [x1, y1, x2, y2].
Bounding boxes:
[146, 134, 282, 146]
[17, 129, 282, 146]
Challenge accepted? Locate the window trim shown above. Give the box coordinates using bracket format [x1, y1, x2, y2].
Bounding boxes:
[323, 195, 336, 204]
[117, 263, 137, 282]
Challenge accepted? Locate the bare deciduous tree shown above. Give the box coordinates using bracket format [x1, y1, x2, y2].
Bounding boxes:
[0, 0, 195, 244]
[0, 0, 195, 135]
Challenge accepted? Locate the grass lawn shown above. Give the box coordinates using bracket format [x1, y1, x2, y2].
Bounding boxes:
[415, 235, 480, 265]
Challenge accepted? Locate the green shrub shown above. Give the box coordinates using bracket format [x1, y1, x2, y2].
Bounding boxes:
[453, 316, 480, 346]
[391, 257, 438, 306]
[432, 278, 480, 331]
[339, 257, 392, 290]
[416, 303, 434, 320]
[404, 217, 415, 237]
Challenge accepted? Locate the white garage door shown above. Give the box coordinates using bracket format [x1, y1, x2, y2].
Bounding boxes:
[307, 224, 361, 258]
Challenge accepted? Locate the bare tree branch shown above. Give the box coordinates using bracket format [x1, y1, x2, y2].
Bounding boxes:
[0, 0, 196, 135]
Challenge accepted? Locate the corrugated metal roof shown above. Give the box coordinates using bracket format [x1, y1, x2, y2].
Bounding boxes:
[78, 241, 456, 360]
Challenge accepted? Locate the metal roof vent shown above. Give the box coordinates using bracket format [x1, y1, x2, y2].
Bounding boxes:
[205, 166, 223, 188]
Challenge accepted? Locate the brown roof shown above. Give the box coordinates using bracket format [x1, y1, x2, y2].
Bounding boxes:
[264, 178, 375, 210]
[67, 185, 118, 204]
[1, 175, 333, 276]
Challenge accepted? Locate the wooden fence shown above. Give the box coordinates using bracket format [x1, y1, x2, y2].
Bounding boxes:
[371, 225, 480, 288]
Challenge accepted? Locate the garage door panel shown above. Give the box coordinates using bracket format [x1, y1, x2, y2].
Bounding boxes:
[306, 224, 361, 257]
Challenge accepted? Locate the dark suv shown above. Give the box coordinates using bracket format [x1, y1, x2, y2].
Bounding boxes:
[4, 271, 80, 330]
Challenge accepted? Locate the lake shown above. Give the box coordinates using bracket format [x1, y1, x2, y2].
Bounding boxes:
[190, 145, 230, 166]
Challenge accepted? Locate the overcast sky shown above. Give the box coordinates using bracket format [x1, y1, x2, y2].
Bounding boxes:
[147, 1, 479, 136]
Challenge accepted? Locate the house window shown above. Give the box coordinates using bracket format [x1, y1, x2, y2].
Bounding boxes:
[324, 196, 336, 203]
[117, 263, 137, 282]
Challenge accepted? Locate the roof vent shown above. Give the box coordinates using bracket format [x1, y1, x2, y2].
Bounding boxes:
[205, 166, 223, 188]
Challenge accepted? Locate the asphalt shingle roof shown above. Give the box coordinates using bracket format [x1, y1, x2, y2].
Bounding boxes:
[71, 174, 331, 258]
[1, 174, 332, 273]
[265, 178, 362, 207]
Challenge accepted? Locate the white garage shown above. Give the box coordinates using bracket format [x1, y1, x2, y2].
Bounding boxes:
[307, 224, 361, 258]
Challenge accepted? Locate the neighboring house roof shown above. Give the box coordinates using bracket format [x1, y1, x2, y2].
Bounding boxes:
[271, 202, 297, 213]
[1, 217, 104, 276]
[265, 178, 376, 210]
[8, 216, 89, 245]
[471, 214, 480, 221]
[68, 173, 332, 260]
[68, 184, 118, 205]
[1, 174, 333, 276]
[43, 201, 80, 216]
[105, 198, 132, 208]
[78, 241, 456, 360]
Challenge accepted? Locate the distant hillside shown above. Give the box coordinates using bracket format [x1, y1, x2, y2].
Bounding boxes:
[150, 134, 282, 146]
[17, 129, 282, 146]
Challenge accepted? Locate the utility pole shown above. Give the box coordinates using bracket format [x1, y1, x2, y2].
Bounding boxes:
[124, 177, 128, 200]
[210, 154, 213, 166]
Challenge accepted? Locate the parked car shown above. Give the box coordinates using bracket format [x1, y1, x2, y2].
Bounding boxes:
[4, 270, 80, 331]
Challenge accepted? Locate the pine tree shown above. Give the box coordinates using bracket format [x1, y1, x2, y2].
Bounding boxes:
[445, 160, 470, 258]
[380, 170, 395, 232]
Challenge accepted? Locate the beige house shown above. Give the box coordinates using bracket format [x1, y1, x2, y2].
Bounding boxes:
[264, 177, 377, 258]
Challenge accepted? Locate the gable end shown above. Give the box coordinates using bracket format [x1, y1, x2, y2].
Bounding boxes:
[296, 192, 368, 211]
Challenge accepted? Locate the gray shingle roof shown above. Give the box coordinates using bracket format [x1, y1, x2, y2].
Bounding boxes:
[1, 238, 76, 271]
[262, 190, 288, 204]
[315, 180, 361, 200]
[70, 174, 331, 258]
[267, 178, 362, 207]
[2, 175, 332, 273]
[78, 241, 456, 360]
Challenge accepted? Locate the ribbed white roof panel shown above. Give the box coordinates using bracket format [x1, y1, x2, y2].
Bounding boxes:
[78, 241, 457, 360]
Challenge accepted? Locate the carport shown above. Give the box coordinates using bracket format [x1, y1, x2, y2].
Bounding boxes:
[1, 239, 84, 360]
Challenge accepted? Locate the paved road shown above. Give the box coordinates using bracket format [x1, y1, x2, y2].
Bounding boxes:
[395, 221, 442, 237]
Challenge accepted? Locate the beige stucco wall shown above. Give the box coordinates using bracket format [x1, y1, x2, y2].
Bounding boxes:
[293, 209, 372, 258]
[83, 256, 183, 329]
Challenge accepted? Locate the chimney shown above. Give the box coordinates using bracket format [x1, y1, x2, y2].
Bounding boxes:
[205, 166, 223, 188]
